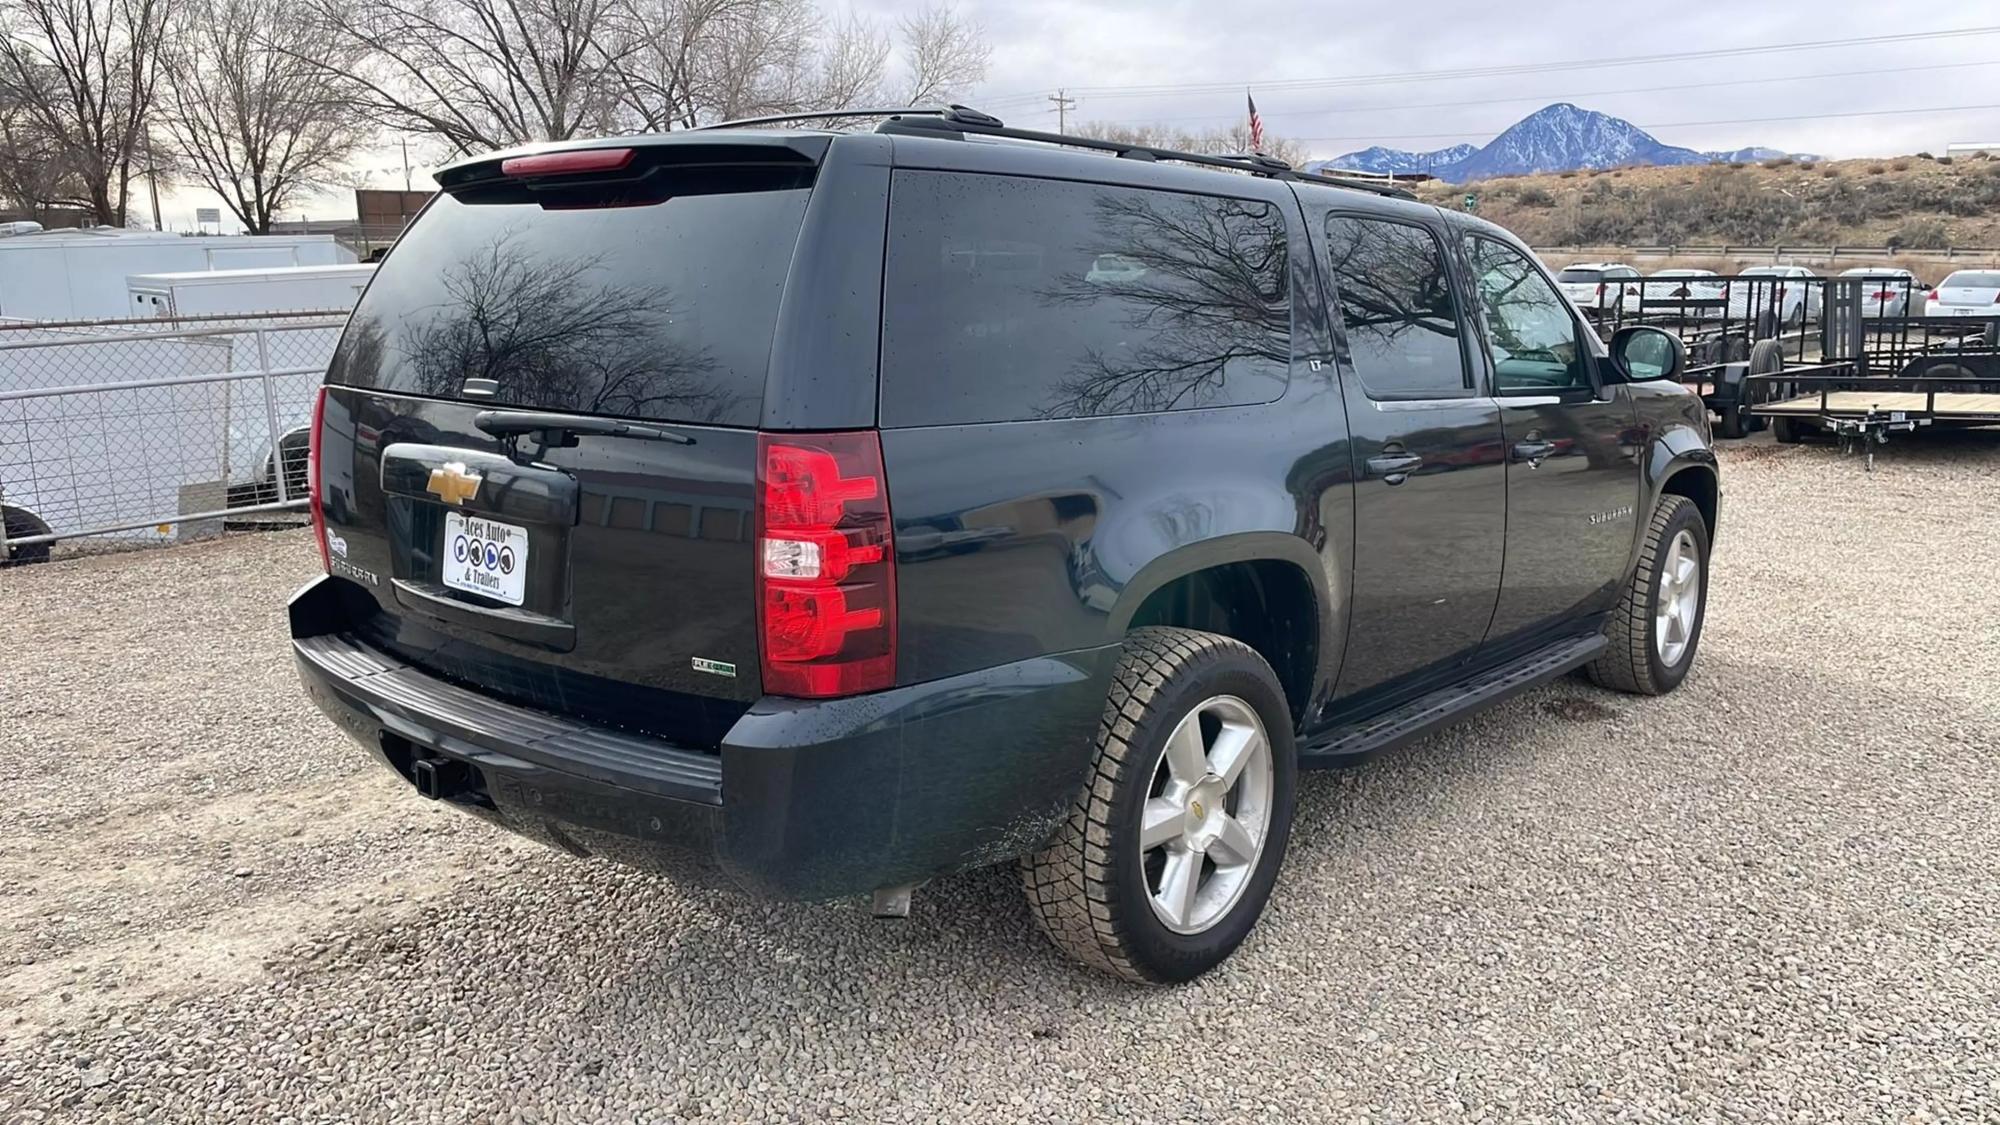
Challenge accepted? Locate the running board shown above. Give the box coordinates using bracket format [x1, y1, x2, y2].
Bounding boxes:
[1299, 633, 1607, 766]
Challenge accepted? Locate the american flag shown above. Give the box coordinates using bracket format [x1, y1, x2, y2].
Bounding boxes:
[1247, 93, 1264, 152]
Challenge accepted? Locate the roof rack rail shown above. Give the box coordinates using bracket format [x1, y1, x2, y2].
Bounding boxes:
[697, 104, 1002, 132]
[870, 110, 1415, 199]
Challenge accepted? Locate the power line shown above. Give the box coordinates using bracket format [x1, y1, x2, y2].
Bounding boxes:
[977, 24, 2000, 105]
[1108, 59, 2000, 128]
[1289, 102, 2000, 145]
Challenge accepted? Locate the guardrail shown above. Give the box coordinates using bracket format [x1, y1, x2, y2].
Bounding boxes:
[1538, 245, 2000, 265]
[0, 311, 347, 563]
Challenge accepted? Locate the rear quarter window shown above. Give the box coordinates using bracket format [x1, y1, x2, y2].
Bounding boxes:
[879, 171, 1292, 427]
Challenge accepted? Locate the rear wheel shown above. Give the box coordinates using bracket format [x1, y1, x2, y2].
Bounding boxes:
[1587, 495, 1709, 696]
[1770, 416, 1808, 444]
[1021, 627, 1297, 983]
[1, 504, 52, 566]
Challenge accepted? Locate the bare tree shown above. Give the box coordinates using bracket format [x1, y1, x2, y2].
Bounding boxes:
[1077, 120, 1309, 169]
[896, 3, 986, 105]
[0, 81, 83, 216]
[296, 0, 631, 155]
[155, 0, 370, 233]
[0, 0, 167, 225]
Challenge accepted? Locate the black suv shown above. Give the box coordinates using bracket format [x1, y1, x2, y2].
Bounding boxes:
[291, 108, 1718, 982]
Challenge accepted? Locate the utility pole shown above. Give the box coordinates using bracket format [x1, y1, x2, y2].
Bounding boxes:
[1048, 89, 1076, 135]
[401, 137, 412, 192]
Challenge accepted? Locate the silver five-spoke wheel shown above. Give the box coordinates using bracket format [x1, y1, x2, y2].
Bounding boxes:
[1654, 527, 1701, 667]
[1140, 695, 1274, 935]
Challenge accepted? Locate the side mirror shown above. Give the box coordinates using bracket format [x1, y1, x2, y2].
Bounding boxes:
[1609, 325, 1685, 382]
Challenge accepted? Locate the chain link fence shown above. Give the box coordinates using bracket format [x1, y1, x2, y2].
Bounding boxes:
[0, 311, 346, 563]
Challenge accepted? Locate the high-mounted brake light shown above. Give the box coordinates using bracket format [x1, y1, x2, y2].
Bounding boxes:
[756, 432, 896, 697]
[308, 385, 329, 573]
[500, 148, 636, 178]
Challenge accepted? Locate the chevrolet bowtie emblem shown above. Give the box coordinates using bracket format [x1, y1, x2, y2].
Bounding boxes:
[426, 462, 482, 506]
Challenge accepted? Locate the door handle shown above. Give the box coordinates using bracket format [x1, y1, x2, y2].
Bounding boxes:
[1365, 452, 1424, 484]
[1512, 440, 1556, 466]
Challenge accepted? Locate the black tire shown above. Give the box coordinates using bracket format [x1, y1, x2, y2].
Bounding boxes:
[1587, 495, 1710, 696]
[1753, 309, 1778, 340]
[1722, 334, 1751, 364]
[1983, 321, 1997, 349]
[1770, 415, 1807, 444]
[1, 503, 52, 566]
[1717, 401, 1749, 439]
[1021, 627, 1297, 984]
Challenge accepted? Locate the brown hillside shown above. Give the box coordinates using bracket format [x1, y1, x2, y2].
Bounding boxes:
[1415, 153, 2000, 250]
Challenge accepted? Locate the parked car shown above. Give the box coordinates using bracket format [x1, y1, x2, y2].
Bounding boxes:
[1647, 268, 1726, 317]
[1556, 262, 1643, 314]
[289, 110, 1722, 983]
[1838, 266, 1923, 318]
[1923, 269, 2000, 318]
[1726, 265, 1820, 330]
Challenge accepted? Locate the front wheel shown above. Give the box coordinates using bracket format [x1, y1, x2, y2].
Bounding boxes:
[1022, 627, 1297, 983]
[1587, 494, 1710, 696]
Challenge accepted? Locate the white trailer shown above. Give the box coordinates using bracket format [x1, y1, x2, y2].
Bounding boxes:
[127, 264, 375, 318]
[0, 229, 357, 322]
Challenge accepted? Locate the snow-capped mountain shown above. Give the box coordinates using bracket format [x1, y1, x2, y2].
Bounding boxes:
[1443, 103, 1708, 181]
[1309, 143, 1475, 176]
[1321, 104, 1810, 183]
[1702, 146, 1823, 164]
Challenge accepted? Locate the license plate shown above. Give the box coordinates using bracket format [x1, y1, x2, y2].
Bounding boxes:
[443, 512, 528, 606]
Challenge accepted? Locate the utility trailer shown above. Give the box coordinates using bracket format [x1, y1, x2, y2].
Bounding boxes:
[1580, 273, 1826, 438]
[1740, 278, 2000, 466]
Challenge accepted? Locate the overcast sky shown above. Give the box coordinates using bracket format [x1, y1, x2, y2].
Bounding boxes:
[164, 4, 2000, 229]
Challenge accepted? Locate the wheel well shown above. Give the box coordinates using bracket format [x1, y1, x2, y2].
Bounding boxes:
[1126, 560, 1316, 725]
[1660, 466, 1718, 538]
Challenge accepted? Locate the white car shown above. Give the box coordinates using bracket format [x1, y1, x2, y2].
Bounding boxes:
[1839, 266, 1922, 318]
[1648, 268, 1726, 316]
[1556, 262, 1642, 314]
[1727, 265, 1819, 329]
[1923, 269, 2000, 318]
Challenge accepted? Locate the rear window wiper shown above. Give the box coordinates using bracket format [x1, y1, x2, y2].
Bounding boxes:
[474, 410, 696, 447]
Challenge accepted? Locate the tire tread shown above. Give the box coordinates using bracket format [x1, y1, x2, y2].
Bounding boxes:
[1020, 627, 1268, 983]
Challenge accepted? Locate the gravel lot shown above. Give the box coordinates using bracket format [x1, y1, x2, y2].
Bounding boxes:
[3, 432, 1998, 1123]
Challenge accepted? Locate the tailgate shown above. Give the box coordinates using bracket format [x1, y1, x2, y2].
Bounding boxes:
[326, 389, 761, 745]
[316, 140, 822, 745]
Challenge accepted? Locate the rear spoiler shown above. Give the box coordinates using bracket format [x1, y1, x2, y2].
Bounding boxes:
[436, 134, 831, 193]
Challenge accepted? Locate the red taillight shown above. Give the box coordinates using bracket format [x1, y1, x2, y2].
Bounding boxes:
[307, 385, 329, 572]
[1594, 281, 1607, 301]
[1928, 289, 1941, 302]
[1872, 290, 1897, 301]
[499, 147, 635, 178]
[756, 431, 895, 698]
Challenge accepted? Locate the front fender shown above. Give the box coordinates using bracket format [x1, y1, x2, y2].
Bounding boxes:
[1636, 387, 1721, 568]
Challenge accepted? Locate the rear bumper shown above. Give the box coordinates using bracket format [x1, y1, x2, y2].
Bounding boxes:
[289, 575, 1118, 900]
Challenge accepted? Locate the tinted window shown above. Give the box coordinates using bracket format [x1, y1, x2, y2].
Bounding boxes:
[1557, 269, 1605, 283]
[328, 168, 812, 426]
[880, 172, 1291, 426]
[1325, 215, 1468, 398]
[1467, 237, 1590, 394]
[1943, 271, 2000, 288]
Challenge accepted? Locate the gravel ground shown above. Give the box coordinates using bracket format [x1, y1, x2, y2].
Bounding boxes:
[2, 432, 1998, 1123]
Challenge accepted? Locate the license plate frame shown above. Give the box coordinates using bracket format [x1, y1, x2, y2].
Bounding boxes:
[443, 512, 529, 607]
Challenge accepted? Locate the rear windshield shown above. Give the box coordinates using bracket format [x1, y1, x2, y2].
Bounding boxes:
[327, 166, 812, 427]
[1942, 271, 2000, 288]
[1556, 269, 1604, 283]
